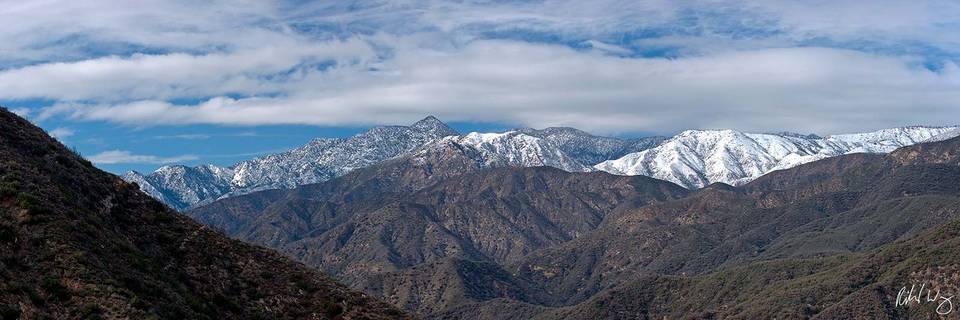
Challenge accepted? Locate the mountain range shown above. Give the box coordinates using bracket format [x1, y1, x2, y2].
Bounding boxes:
[7, 104, 960, 319]
[125, 116, 957, 210]
[183, 120, 960, 318]
[596, 126, 960, 188]
[123, 117, 665, 210]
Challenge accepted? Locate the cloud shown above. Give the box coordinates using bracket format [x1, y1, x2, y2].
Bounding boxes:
[283, 1, 960, 57]
[0, 38, 376, 102]
[9, 107, 31, 117]
[0, 0, 284, 67]
[49, 127, 75, 140]
[582, 40, 633, 55]
[4, 1, 960, 135]
[4, 1, 958, 68]
[86, 150, 198, 164]
[154, 134, 211, 140]
[37, 40, 960, 134]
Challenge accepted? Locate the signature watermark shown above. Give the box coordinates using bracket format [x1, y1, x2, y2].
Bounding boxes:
[896, 283, 954, 315]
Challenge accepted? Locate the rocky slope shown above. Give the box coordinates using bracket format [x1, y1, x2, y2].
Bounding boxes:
[537, 216, 960, 319]
[186, 140, 689, 316]
[595, 126, 959, 188]
[431, 136, 960, 319]
[489, 135, 960, 318]
[0, 107, 409, 319]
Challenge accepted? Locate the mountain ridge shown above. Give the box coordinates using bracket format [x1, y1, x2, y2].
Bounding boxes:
[126, 117, 956, 212]
[595, 125, 959, 188]
[126, 117, 666, 210]
[126, 116, 461, 210]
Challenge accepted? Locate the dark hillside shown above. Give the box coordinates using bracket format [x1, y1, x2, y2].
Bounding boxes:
[0, 107, 410, 319]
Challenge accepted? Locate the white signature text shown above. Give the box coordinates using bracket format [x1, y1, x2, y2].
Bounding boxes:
[895, 283, 953, 315]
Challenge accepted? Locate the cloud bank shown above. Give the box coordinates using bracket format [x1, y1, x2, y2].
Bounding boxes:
[86, 150, 198, 164]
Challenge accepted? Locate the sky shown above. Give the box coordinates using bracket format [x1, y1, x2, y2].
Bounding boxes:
[1, 0, 959, 174]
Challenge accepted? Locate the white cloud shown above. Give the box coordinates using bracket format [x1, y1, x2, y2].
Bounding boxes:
[9, 107, 30, 117]
[4, 1, 958, 67]
[37, 40, 960, 134]
[285, 0, 960, 55]
[49, 127, 75, 140]
[154, 134, 211, 140]
[86, 150, 198, 164]
[3, 1, 960, 135]
[0, 38, 376, 102]
[582, 40, 633, 55]
[0, 0, 283, 66]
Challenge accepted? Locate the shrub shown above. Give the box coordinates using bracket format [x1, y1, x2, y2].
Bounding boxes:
[0, 224, 15, 242]
[80, 303, 104, 320]
[17, 193, 51, 216]
[40, 277, 70, 301]
[0, 304, 20, 320]
[323, 301, 344, 318]
[0, 180, 18, 198]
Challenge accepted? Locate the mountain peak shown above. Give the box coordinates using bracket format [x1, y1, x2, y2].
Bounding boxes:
[412, 115, 442, 126]
[410, 115, 458, 135]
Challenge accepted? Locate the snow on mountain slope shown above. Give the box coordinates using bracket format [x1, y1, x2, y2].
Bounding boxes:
[518, 127, 666, 165]
[922, 127, 960, 143]
[444, 131, 594, 172]
[121, 171, 169, 203]
[595, 126, 960, 189]
[230, 116, 458, 191]
[827, 126, 958, 152]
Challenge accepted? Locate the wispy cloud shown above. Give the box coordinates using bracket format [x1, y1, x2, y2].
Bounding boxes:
[0, 39, 375, 102]
[49, 127, 75, 140]
[86, 150, 198, 164]
[9, 107, 31, 117]
[153, 134, 211, 140]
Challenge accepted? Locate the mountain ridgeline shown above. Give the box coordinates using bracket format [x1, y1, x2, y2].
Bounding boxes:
[125, 116, 956, 211]
[125, 117, 667, 210]
[0, 108, 409, 319]
[183, 120, 960, 318]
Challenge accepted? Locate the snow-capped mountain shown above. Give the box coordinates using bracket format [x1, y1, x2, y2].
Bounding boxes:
[125, 115, 957, 210]
[228, 116, 459, 190]
[595, 126, 960, 189]
[517, 127, 666, 165]
[922, 127, 960, 143]
[125, 116, 460, 210]
[124, 117, 652, 211]
[123, 164, 235, 210]
[439, 131, 595, 172]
